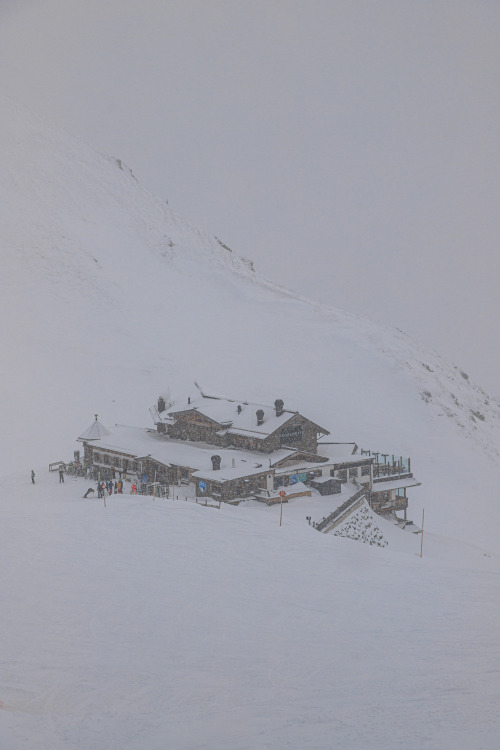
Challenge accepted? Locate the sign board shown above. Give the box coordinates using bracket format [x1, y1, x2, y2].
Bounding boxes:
[199, 480, 206, 492]
[279, 490, 287, 497]
[279, 424, 303, 446]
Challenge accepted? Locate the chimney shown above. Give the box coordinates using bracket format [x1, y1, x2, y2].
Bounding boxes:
[188, 396, 191, 405]
[157, 396, 166, 413]
[211, 455, 221, 471]
[274, 399, 284, 417]
[256, 409, 264, 426]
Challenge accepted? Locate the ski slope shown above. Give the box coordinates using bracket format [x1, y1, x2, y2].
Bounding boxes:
[1, 472, 499, 750]
[1, 98, 500, 748]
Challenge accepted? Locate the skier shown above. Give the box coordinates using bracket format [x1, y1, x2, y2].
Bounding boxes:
[31, 469, 35, 484]
[59, 466, 64, 483]
[131, 482, 137, 495]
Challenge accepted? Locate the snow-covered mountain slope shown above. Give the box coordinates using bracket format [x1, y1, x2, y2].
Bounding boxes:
[1, 473, 499, 750]
[1, 96, 500, 547]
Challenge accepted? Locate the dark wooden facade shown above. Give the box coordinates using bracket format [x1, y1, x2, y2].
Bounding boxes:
[194, 470, 271, 504]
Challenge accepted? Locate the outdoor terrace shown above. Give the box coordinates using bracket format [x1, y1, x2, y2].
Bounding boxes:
[360, 449, 412, 480]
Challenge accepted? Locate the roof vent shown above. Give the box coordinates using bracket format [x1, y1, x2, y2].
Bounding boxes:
[211, 455, 221, 471]
[256, 409, 264, 426]
[274, 399, 284, 417]
[237, 404, 242, 414]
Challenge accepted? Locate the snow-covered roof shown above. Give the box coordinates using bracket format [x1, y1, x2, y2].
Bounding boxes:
[254, 482, 311, 500]
[272, 450, 369, 476]
[78, 416, 111, 441]
[268, 448, 301, 465]
[81, 423, 275, 478]
[158, 394, 329, 439]
[192, 465, 270, 482]
[314, 444, 373, 463]
[371, 477, 421, 492]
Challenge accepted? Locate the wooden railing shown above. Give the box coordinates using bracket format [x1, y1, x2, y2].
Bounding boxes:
[314, 487, 366, 532]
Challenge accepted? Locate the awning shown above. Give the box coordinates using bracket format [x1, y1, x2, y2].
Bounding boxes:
[371, 476, 421, 492]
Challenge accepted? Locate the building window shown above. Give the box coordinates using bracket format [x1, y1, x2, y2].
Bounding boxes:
[349, 467, 358, 479]
[93, 452, 101, 463]
[103, 454, 110, 465]
[337, 469, 347, 483]
[361, 466, 370, 476]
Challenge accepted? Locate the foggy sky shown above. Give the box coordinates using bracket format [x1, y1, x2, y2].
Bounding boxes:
[2, 0, 499, 393]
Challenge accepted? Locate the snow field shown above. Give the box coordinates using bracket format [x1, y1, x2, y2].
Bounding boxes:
[1, 472, 499, 749]
[2, 96, 500, 749]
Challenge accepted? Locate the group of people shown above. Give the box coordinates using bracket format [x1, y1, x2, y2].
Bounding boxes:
[95, 479, 139, 497]
[97, 479, 124, 497]
[30, 468, 138, 495]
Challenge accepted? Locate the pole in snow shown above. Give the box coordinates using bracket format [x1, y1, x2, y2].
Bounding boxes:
[420, 508, 425, 558]
[279, 490, 286, 526]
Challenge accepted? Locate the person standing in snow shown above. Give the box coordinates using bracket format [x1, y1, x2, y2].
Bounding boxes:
[31, 469, 35, 484]
[59, 466, 64, 483]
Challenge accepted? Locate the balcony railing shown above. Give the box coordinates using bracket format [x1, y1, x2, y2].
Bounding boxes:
[360, 449, 411, 479]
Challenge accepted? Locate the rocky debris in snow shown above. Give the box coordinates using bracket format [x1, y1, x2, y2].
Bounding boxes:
[332, 504, 388, 547]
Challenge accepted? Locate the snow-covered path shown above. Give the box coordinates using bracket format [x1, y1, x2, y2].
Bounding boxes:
[1, 473, 499, 749]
